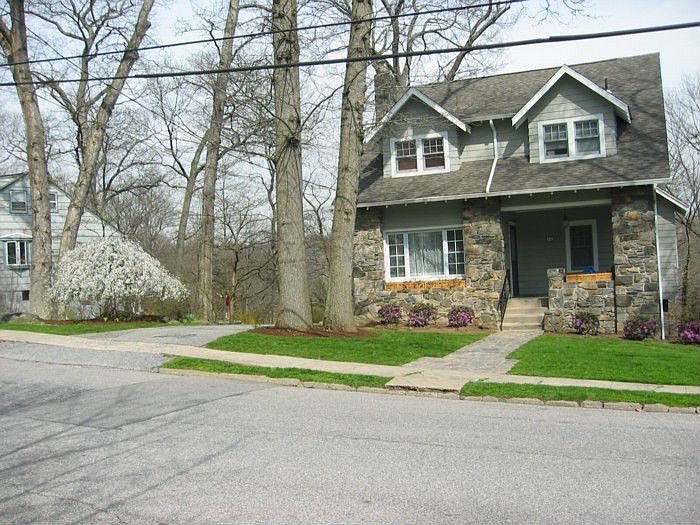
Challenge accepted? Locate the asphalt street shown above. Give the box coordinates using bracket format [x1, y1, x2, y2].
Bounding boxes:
[0, 346, 698, 524]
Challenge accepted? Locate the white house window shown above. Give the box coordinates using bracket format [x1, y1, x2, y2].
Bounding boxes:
[565, 220, 598, 273]
[385, 228, 464, 280]
[422, 137, 445, 168]
[6, 240, 31, 267]
[391, 133, 449, 176]
[49, 192, 58, 212]
[543, 123, 569, 159]
[539, 115, 606, 163]
[395, 140, 418, 172]
[10, 190, 28, 214]
[574, 119, 600, 154]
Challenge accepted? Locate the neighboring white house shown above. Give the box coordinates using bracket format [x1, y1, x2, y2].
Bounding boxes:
[0, 172, 121, 312]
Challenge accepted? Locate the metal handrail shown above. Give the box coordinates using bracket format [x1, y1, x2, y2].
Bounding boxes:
[497, 272, 511, 330]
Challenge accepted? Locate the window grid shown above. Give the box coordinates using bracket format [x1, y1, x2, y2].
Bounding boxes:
[574, 119, 600, 154]
[49, 192, 58, 212]
[446, 229, 465, 275]
[422, 137, 445, 169]
[10, 190, 28, 214]
[386, 228, 465, 280]
[6, 240, 31, 266]
[387, 233, 406, 278]
[543, 123, 569, 158]
[395, 140, 418, 172]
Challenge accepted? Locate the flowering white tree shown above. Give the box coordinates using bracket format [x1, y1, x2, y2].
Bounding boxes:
[50, 237, 188, 319]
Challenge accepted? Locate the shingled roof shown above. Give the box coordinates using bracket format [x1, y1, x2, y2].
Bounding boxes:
[358, 53, 670, 206]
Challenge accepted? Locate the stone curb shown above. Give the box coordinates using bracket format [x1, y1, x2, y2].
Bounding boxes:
[158, 368, 699, 414]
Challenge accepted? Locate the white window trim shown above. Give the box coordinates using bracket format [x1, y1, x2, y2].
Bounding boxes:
[49, 192, 58, 213]
[9, 190, 28, 214]
[564, 219, 599, 273]
[382, 225, 465, 282]
[5, 239, 32, 268]
[389, 131, 451, 177]
[538, 114, 606, 164]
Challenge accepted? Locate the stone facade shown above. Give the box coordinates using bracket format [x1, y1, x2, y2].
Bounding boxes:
[611, 186, 661, 330]
[544, 268, 616, 333]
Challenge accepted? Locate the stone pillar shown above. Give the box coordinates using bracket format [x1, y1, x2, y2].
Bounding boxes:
[462, 198, 506, 328]
[352, 207, 384, 315]
[611, 186, 661, 331]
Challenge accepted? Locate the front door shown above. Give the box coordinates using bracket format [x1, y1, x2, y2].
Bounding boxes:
[508, 224, 520, 297]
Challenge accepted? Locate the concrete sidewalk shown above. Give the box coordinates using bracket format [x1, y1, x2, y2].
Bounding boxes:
[1, 329, 699, 396]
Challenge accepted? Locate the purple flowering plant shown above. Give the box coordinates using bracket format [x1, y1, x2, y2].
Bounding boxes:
[570, 312, 600, 335]
[622, 317, 658, 340]
[447, 306, 475, 327]
[407, 302, 437, 327]
[677, 320, 700, 345]
[378, 304, 402, 324]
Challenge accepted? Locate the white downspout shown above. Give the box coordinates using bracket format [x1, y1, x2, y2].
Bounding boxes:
[485, 119, 498, 193]
[653, 186, 666, 339]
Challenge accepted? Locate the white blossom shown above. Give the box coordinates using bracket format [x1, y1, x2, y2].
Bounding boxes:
[50, 237, 188, 315]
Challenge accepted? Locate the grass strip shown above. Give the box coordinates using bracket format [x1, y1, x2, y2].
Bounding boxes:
[206, 329, 487, 365]
[0, 321, 169, 336]
[162, 357, 392, 388]
[460, 381, 700, 407]
[507, 334, 700, 386]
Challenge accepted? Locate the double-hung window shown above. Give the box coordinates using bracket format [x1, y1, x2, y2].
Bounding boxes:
[385, 228, 464, 280]
[539, 115, 605, 163]
[565, 220, 598, 273]
[49, 192, 58, 212]
[5, 240, 31, 267]
[10, 190, 28, 213]
[392, 133, 448, 175]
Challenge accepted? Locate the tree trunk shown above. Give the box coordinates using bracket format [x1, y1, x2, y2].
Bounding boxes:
[59, 0, 155, 256]
[175, 141, 205, 274]
[323, 0, 372, 332]
[0, 0, 53, 318]
[272, 0, 312, 331]
[196, 0, 240, 321]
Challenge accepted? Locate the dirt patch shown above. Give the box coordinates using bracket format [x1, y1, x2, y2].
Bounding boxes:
[39, 315, 167, 326]
[250, 326, 377, 338]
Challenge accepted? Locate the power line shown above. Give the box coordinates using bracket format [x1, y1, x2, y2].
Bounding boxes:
[0, 0, 526, 69]
[1, 20, 698, 88]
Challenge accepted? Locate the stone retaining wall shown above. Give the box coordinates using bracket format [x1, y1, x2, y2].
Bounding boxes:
[543, 268, 616, 333]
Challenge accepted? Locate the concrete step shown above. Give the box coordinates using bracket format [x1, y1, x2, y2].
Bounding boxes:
[505, 305, 547, 314]
[507, 297, 547, 308]
[501, 322, 543, 330]
[502, 313, 545, 324]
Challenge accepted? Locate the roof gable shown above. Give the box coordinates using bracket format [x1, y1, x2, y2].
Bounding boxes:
[511, 65, 632, 129]
[365, 87, 469, 143]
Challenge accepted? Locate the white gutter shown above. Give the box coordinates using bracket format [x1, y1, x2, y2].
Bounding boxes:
[485, 119, 498, 193]
[653, 185, 666, 339]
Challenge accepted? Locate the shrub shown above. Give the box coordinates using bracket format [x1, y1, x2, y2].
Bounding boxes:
[447, 306, 475, 327]
[570, 312, 600, 335]
[622, 317, 658, 341]
[677, 320, 700, 345]
[378, 304, 402, 324]
[406, 302, 437, 327]
[50, 237, 188, 320]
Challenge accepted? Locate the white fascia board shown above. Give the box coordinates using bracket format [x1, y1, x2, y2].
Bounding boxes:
[364, 87, 469, 144]
[655, 186, 690, 214]
[511, 65, 632, 129]
[0, 231, 33, 240]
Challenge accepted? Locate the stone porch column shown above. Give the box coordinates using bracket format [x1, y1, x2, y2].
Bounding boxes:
[611, 186, 661, 331]
[352, 207, 384, 315]
[462, 198, 506, 328]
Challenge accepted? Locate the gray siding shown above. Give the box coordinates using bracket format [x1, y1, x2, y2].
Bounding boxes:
[460, 120, 528, 162]
[503, 205, 614, 297]
[383, 201, 462, 231]
[527, 76, 618, 163]
[0, 176, 120, 311]
[656, 197, 680, 299]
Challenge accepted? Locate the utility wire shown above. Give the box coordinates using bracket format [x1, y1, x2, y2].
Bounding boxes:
[1, 20, 698, 88]
[0, 0, 526, 68]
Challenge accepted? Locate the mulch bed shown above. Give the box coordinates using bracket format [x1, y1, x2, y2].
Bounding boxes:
[39, 315, 167, 326]
[250, 326, 377, 338]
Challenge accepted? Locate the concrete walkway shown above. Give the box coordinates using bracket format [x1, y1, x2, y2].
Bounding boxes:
[406, 329, 541, 374]
[2, 329, 699, 397]
[79, 323, 252, 347]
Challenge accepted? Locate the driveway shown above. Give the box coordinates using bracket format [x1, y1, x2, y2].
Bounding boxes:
[78, 323, 253, 347]
[0, 354, 698, 523]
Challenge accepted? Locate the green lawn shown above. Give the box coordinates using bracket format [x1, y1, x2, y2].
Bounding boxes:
[206, 329, 487, 366]
[162, 357, 391, 388]
[460, 381, 699, 407]
[507, 334, 700, 386]
[1, 321, 172, 336]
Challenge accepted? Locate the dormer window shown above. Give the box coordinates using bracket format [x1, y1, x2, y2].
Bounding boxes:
[10, 190, 28, 214]
[390, 132, 449, 176]
[539, 116, 605, 163]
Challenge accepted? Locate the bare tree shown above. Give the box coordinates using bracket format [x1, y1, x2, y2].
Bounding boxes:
[667, 75, 700, 316]
[30, 0, 156, 256]
[272, 0, 313, 330]
[0, 0, 53, 318]
[323, 0, 372, 331]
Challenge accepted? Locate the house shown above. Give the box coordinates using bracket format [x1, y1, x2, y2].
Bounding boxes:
[0, 172, 121, 312]
[353, 53, 687, 336]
